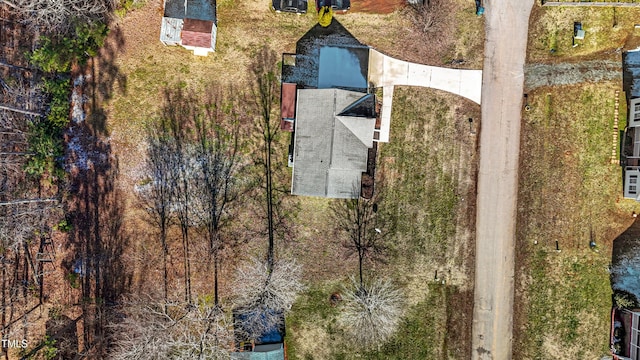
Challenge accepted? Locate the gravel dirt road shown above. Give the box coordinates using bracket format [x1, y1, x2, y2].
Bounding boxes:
[524, 60, 621, 90]
[471, 1, 534, 359]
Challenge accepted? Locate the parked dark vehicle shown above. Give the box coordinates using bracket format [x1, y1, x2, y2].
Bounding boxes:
[316, 0, 350, 13]
[272, 0, 307, 14]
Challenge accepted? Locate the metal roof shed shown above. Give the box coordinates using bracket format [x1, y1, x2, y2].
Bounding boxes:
[160, 0, 217, 54]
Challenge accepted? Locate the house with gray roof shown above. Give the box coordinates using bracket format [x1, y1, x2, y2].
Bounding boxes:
[160, 0, 217, 56]
[280, 19, 372, 134]
[291, 89, 376, 199]
[282, 19, 378, 199]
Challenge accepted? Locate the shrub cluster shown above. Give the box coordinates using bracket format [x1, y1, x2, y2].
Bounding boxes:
[25, 21, 109, 178]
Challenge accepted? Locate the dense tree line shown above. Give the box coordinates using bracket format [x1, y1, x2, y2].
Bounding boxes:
[0, 73, 64, 360]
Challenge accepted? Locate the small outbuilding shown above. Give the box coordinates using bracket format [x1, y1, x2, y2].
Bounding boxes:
[160, 0, 217, 56]
[574, 22, 585, 41]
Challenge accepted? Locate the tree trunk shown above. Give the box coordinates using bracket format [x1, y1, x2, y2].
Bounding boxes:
[0, 0, 16, 9]
[214, 245, 219, 306]
[0, 152, 32, 156]
[209, 225, 220, 305]
[358, 198, 365, 287]
[0, 104, 43, 117]
[181, 224, 191, 304]
[0, 198, 58, 206]
[161, 222, 168, 312]
[1, 260, 6, 360]
[358, 251, 364, 288]
[266, 129, 274, 275]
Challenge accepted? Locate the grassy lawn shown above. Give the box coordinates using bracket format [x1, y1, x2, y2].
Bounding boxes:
[381, 88, 462, 260]
[286, 281, 450, 360]
[284, 87, 478, 359]
[519, 6, 640, 357]
[528, 5, 640, 62]
[376, 87, 477, 359]
[514, 81, 640, 358]
[518, 248, 612, 358]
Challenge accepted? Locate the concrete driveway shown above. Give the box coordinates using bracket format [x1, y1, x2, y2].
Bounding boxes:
[367, 49, 482, 142]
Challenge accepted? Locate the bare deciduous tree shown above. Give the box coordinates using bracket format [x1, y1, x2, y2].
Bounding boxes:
[400, 0, 460, 64]
[1, 0, 114, 33]
[109, 296, 231, 360]
[231, 257, 304, 340]
[0, 201, 61, 251]
[140, 115, 177, 307]
[330, 186, 388, 287]
[162, 87, 199, 304]
[338, 277, 403, 349]
[250, 45, 282, 274]
[141, 83, 244, 306]
[405, 0, 451, 35]
[0, 67, 62, 359]
[194, 86, 241, 306]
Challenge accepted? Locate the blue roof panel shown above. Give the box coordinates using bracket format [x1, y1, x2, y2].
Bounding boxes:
[624, 49, 640, 100]
[318, 46, 368, 90]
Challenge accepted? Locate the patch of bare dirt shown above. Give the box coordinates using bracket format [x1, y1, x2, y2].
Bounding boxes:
[350, 0, 406, 14]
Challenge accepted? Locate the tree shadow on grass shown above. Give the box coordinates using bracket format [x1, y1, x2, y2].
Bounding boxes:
[611, 218, 640, 303]
[64, 126, 132, 357]
[85, 24, 127, 137]
[61, 19, 131, 358]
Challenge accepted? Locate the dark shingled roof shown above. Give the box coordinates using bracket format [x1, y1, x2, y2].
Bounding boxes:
[281, 18, 369, 92]
[164, 0, 217, 23]
[624, 50, 640, 101]
[337, 93, 376, 118]
[183, 18, 212, 33]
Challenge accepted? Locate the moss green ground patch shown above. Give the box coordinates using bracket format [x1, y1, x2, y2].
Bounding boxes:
[285, 283, 343, 360]
[518, 248, 612, 359]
